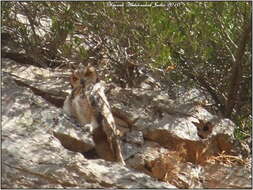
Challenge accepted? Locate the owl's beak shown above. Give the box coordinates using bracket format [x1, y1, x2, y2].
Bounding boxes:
[80, 78, 85, 86]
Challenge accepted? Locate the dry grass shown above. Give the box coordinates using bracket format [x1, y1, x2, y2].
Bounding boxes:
[149, 144, 250, 188]
[205, 151, 250, 167]
[150, 143, 188, 187]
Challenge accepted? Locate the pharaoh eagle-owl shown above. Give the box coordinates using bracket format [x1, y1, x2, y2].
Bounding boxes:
[63, 64, 125, 165]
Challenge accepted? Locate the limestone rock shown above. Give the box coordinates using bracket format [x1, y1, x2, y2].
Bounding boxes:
[126, 141, 170, 174]
[2, 57, 251, 189]
[125, 130, 144, 145]
[2, 72, 176, 188]
[52, 114, 95, 153]
[202, 164, 251, 188]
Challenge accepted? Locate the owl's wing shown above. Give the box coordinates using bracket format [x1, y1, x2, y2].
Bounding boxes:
[88, 82, 125, 165]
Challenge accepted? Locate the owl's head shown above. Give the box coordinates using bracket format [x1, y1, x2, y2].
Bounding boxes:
[70, 64, 98, 89]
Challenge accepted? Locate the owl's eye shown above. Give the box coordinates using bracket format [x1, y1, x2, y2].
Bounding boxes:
[72, 76, 78, 81]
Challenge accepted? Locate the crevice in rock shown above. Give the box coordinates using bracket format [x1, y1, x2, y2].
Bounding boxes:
[192, 120, 214, 139]
[2, 51, 44, 68]
[82, 149, 100, 159]
[2, 50, 62, 69]
[53, 132, 94, 153]
[143, 129, 238, 165]
[12, 76, 66, 108]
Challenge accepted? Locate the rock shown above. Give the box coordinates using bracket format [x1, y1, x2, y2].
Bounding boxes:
[149, 153, 204, 188]
[126, 141, 170, 174]
[211, 118, 235, 137]
[2, 56, 251, 188]
[3, 134, 175, 188]
[143, 104, 248, 164]
[52, 114, 95, 153]
[122, 142, 142, 160]
[143, 112, 204, 164]
[173, 87, 214, 106]
[74, 159, 176, 189]
[149, 113, 200, 141]
[149, 154, 252, 189]
[121, 130, 144, 161]
[2, 72, 176, 188]
[2, 58, 70, 96]
[125, 130, 144, 145]
[202, 164, 251, 188]
[175, 162, 204, 188]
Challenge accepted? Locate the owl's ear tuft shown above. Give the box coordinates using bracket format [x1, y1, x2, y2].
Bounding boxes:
[84, 65, 96, 78]
[88, 66, 96, 72]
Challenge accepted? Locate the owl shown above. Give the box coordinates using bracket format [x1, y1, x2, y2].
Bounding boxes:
[63, 65, 98, 127]
[63, 64, 125, 165]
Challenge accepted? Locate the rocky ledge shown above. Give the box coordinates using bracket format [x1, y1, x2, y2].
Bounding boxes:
[2, 58, 251, 188]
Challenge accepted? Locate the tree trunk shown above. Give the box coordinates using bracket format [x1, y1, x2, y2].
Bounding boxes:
[225, 17, 251, 118]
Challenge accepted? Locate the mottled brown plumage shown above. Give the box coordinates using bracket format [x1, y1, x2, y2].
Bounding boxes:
[63, 64, 125, 165]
